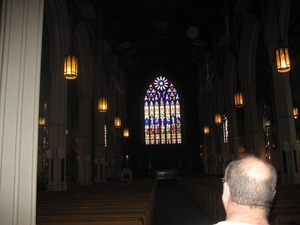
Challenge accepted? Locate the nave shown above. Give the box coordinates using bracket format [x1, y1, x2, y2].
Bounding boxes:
[36, 177, 300, 225]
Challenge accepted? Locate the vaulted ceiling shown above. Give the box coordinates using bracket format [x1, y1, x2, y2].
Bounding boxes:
[97, 0, 224, 76]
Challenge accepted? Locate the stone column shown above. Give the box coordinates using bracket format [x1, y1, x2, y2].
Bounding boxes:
[238, 15, 262, 156]
[265, 0, 299, 183]
[95, 113, 106, 182]
[243, 87, 261, 155]
[226, 104, 239, 160]
[0, 0, 44, 224]
[77, 95, 92, 185]
[47, 66, 68, 191]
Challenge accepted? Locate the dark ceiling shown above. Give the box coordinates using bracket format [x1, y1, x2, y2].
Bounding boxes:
[97, 0, 224, 76]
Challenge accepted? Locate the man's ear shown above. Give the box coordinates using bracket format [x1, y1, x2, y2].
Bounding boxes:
[222, 182, 231, 208]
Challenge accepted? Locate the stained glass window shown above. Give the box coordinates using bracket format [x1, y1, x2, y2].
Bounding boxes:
[223, 115, 228, 143]
[104, 124, 107, 147]
[144, 76, 182, 145]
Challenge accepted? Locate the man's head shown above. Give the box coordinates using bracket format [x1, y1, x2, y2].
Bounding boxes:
[222, 155, 277, 212]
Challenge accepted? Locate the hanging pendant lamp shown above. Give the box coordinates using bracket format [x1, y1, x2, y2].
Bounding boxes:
[275, 45, 290, 73]
[274, 0, 290, 73]
[203, 125, 210, 134]
[39, 117, 46, 126]
[123, 128, 129, 137]
[234, 91, 244, 107]
[214, 113, 222, 125]
[98, 93, 108, 112]
[63, 47, 78, 80]
[114, 116, 121, 128]
[293, 107, 298, 119]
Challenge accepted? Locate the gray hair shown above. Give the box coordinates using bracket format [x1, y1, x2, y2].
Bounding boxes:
[224, 155, 277, 210]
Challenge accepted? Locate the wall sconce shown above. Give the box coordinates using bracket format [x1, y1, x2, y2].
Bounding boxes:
[98, 94, 108, 112]
[123, 128, 129, 137]
[63, 47, 78, 80]
[114, 116, 121, 128]
[293, 107, 298, 119]
[234, 91, 244, 107]
[203, 125, 210, 134]
[214, 113, 222, 125]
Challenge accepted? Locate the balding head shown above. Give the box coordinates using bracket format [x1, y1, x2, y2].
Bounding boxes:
[224, 155, 277, 210]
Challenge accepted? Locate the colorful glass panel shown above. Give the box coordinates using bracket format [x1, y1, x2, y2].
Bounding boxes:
[144, 76, 182, 145]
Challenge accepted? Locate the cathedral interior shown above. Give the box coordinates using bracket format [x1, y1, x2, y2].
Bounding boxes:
[1, 0, 300, 224]
[36, 0, 300, 188]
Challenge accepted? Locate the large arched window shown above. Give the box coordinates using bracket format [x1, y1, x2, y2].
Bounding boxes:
[144, 76, 182, 145]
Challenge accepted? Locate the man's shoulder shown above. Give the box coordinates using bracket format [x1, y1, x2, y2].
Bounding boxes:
[214, 221, 252, 225]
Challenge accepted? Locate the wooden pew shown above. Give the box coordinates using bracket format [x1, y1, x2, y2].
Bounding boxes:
[36, 179, 157, 225]
[268, 184, 300, 225]
[178, 177, 300, 225]
[177, 177, 225, 222]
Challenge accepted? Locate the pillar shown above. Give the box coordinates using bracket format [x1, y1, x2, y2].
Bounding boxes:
[77, 95, 92, 185]
[47, 66, 68, 191]
[0, 0, 44, 224]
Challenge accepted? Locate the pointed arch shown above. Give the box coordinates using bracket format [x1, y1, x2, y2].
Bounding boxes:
[144, 75, 182, 145]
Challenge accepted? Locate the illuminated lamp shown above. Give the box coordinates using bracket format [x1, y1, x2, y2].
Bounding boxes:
[123, 128, 129, 137]
[203, 126, 210, 134]
[293, 107, 298, 119]
[63, 51, 78, 80]
[275, 46, 290, 73]
[214, 113, 222, 125]
[39, 117, 46, 126]
[114, 116, 121, 128]
[98, 95, 108, 112]
[234, 92, 244, 107]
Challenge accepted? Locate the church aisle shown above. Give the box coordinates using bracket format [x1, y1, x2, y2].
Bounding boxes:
[152, 186, 215, 225]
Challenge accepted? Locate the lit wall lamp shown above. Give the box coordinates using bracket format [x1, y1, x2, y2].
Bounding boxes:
[114, 116, 121, 128]
[98, 93, 108, 112]
[203, 125, 210, 134]
[293, 107, 298, 119]
[63, 47, 78, 80]
[275, 1, 290, 73]
[123, 128, 129, 137]
[234, 91, 244, 108]
[214, 113, 223, 125]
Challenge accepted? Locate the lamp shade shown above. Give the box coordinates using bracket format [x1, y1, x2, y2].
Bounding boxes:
[275, 47, 290, 73]
[98, 96, 108, 112]
[114, 116, 121, 128]
[203, 125, 210, 134]
[293, 107, 298, 119]
[214, 113, 222, 125]
[123, 128, 129, 137]
[234, 92, 243, 107]
[63, 54, 78, 80]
